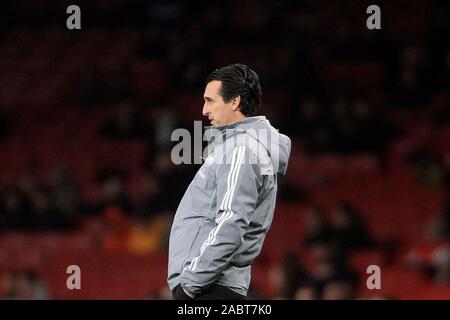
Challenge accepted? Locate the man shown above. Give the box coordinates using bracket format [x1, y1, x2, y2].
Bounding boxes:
[167, 63, 291, 299]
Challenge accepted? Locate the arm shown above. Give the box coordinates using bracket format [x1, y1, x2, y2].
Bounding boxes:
[180, 146, 262, 295]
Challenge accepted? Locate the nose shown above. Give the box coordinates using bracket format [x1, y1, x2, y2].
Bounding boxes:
[202, 103, 210, 117]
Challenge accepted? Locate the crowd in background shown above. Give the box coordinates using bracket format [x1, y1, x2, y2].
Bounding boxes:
[269, 202, 375, 300]
[0, 0, 449, 299]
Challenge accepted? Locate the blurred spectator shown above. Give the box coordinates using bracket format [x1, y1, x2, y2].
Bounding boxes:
[14, 272, 50, 300]
[142, 104, 185, 163]
[133, 173, 164, 218]
[148, 286, 173, 300]
[408, 149, 448, 189]
[0, 171, 83, 231]
[47, 167, 83, 226]
[322, 280, 354, 300]
[295, 97, 330, 150]
[0, 186, 31, 230]
[444, 193, 450, 236]
[431, 245, 450, 283]
[0, 271, 16, 299]
[0, 271, 50, 300]
[329, 202, 375, 256]
[303, 206, 332, 247]
[93, 171, 133, 215]
[102, 206, 132, 253]
[17, 174, 39, 196]
[350, 99, 395, 154]
[294, 285, 317, 300]
[101, 206, 171, 255]
[28, 186, 67, 231]
[100, 100, 147, 139]
[151, 105, 182, 151]
[269, 252, 306, 299]
[306, 242, 357, 299]
[146, 149, 196, 212]
[407, 216, 450, 283]
[393, 47, 433, 108]
[127, 213, 172, 254]
[298, 95, 396, 155]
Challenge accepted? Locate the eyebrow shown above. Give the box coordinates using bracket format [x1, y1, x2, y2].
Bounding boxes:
[204, 96, 214, 102]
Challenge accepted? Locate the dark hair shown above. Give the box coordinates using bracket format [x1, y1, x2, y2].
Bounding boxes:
[206, 63, 262, 117]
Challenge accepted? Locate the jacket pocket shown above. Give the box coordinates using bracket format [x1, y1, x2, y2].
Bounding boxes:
[182, 224, 202, 269]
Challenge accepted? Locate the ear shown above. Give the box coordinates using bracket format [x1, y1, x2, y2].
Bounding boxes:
[231, 96, 241, 112]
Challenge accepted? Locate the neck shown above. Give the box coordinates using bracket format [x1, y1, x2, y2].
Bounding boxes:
[227, 113, 247, 125]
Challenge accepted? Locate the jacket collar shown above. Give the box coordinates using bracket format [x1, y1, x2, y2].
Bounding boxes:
[203, 116, 267, 152]
[205, 116, 266, 133]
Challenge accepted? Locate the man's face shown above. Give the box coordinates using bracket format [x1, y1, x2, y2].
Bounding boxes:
[202, 80, 235, 127]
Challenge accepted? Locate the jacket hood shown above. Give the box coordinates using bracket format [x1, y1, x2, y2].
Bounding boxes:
[205, 116, 292, 175]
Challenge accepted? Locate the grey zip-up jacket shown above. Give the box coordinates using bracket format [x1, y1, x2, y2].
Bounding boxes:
[167, 116, 291, 296]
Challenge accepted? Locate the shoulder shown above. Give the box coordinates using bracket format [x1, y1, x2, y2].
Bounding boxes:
[215, 133, 274, 175]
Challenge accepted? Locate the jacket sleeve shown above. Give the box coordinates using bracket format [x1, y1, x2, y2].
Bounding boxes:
[180, 145, 262, 294]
